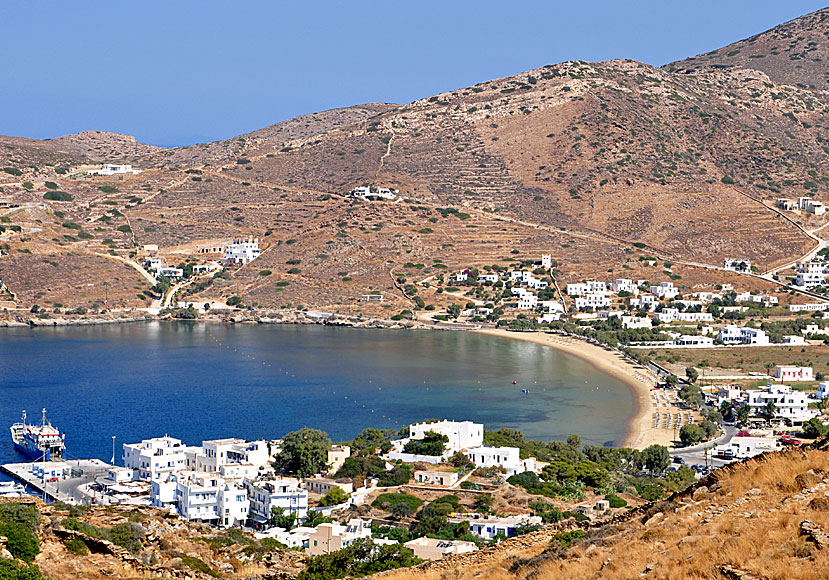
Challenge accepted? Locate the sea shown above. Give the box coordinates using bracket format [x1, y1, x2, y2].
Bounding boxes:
[0, 322, 635, 466]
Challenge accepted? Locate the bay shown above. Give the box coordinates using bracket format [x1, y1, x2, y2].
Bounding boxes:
[0, 322, 635, 465]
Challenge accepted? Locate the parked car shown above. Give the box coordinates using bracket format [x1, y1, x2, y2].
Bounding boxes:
[779, 435, 802, 446]
[672, 456, 686, 464]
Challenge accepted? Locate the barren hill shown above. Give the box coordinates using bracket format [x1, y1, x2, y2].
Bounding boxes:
[668, 7, 829, 89]
[1, 8, 829, 312]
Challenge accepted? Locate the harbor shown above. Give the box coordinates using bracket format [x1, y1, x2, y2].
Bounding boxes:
[0, 459, 114, 504]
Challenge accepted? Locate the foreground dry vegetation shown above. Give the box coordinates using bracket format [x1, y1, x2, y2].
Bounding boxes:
[5, 444, 829, 579]
[375, 443, 829, 580]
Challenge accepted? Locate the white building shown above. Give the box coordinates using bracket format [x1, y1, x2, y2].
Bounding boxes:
[776, 198, 797, 211]
[463, 446, 535, 476]
[414, 470, 460, 487]
[244, 478, 309, 528]
[674, 335, 714, 347]
[629, 294, 658, 312]
[574, 294, 611, 310]
[650, 282, 679, 300]
[798, 196, 826, 215]
[610, 279, 638, 295]
[176, 473, 250, 528]
[678, 311, 713, 323]
[717, 436, 781, 459]
[123, 436, 187, 481]
[621, 316, 652, 330]
[796, 271, 825, 287]
[408, 420, 484, 453]
[790, 303, 829, 312]
[781, 335, 806, 345]
[717, 325, 769, 346]
[746, 384, 817, 423]
[450, 271, 469, 283]
[566, 280, 606, 296]
[773, 366, 814, 382]
[198, 438, 270, 472]
[541, 255, 552, 269]
[517, 291, 538, 310]
[450, 514, 543, 541]
[478, 273, 499, 283]
[224, 238, 261, 265]
[349, 186, 398, 200]
[87, 164, 137, 176]
[404, 537, 478, 560]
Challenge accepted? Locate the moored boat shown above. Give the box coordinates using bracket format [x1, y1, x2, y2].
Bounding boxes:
[9, 409, 65, 461]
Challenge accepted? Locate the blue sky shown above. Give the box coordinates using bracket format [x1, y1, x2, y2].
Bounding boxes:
[1, 1, 825, 146]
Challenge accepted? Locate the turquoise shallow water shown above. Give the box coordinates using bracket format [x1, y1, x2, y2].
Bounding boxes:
[0, 322, 635, 464]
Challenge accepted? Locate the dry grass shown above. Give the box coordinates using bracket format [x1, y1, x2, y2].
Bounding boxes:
[376, 447, 829, 580]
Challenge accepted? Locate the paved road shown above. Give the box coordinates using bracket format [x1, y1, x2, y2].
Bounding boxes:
[669, 424, 741, 471]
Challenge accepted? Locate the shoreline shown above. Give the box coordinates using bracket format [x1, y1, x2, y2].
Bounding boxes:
[3, 313, 671, 449]
[472, 328, 673, 450]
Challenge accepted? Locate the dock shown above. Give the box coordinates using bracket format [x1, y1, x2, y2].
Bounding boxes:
[1, 459, 113, 505]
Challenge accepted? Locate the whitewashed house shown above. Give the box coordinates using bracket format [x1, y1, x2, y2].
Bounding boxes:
[244, 478, 309, 527]
[224, 238, 261, 265]
[745, 384, 817, 423]
[622, 316, 652, 329]
[650, 282, 678, 300]
[610, 278, 638, 295]
[123, 436, 187, 481]
[674, 335, 714, 347]
[463, 446, 535, 476]
[773, 366, 814, 382]
[408, 420, 484, 453]
[574, 294, 610, 310]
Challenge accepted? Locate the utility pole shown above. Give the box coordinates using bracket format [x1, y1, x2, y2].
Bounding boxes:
[111, 435, 116, 465]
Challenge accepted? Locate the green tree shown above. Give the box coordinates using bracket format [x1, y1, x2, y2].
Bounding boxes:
[736, 404, 750, 426]
[803, 417, 829, 439]
[402, 430, 448, 456]
[270, 507, 296, 530]
[297, 538, 420, 580]
[641, 444, 670, 475]
[665, 374, 678, 388]
[447, 303, 462, 319]
[679, 424, 705, 446]
[764, 400, 778, 421]
[274, 428, 332, 477]
[685, 367, 699, 383]
[319, 486, 349, 507]
[567, 434, 581, 449]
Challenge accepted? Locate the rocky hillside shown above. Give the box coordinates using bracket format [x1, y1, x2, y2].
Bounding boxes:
[2, 8, 829, 311]
[668, 8, 829, 89]
[374, 442, 829, 580]
[3, 443, 829, 580]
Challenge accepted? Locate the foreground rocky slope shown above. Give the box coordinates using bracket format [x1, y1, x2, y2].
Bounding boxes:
[374, 442, 829, 580]
[3, 443, 829, 580]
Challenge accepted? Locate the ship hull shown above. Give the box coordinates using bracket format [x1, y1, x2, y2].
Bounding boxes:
[13, 441, 51, 461]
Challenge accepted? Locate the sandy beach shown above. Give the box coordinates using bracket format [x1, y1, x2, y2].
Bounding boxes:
[472, 328, 676, 449]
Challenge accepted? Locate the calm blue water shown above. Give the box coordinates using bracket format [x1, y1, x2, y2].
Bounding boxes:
[0, 323, 635, 466]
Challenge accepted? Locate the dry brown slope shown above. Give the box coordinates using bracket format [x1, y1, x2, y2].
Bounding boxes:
[375, 444, 829, 580]
[667, 7, 829, 90]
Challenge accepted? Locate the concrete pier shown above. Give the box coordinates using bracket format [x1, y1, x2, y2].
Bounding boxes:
[1, 459, 113, 504]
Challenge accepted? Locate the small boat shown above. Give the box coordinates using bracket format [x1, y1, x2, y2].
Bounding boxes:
[521, 388, 530, 394]
[512, 381, 517, 384]
[0, 481, 26, 497]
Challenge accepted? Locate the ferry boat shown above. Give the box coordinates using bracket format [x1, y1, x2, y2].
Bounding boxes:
[9, 409, 65, 461]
